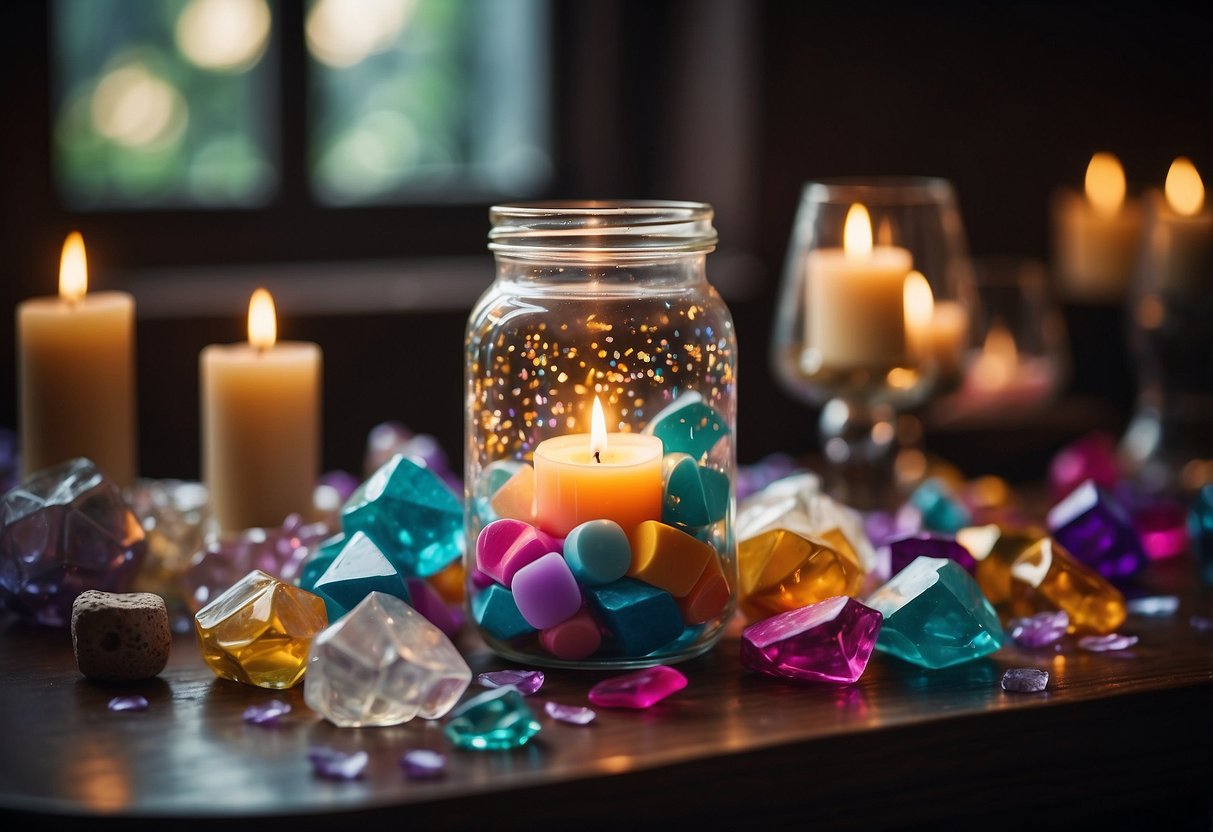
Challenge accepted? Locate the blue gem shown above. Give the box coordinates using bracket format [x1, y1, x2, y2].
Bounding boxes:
[584, 578, 684, 657]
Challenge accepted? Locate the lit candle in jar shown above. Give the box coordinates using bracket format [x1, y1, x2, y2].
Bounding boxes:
[1147, 157, 1212, 293]
[904, 270, 969, 384]
[533, 396, 663, 538]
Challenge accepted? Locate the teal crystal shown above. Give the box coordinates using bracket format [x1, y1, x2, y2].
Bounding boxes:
[341, 454, 463, 578]
[297, 533, 346, 592]
[909, 478, 971, 534]
[312, 532, 409, 620]
[866, 556, 1003, 669]
[662, 453, 730, 529]
[644, 392, 729, 461]
[471, 584, 537, 642]
[443, 686, 541, 750]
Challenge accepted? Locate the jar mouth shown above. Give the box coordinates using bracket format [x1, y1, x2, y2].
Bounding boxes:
[489, 200, 718, 255]
[800, 177, 956, 206]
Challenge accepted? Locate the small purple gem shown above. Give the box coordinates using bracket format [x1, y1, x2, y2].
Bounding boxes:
[477, 669, 545, 696]
[308, 747, 368, 780]
[544, 701, 596, 725]
[108, 695, 149, 712]
[1047, 481, 1146, 580]
[1126, 595, 1179, 617]
[886, 533, 977, 575]
[405, 579, 464, 637]
[1010, 610, 1070, 648]
[1001, 668, 1049, 693]
[588, 665, 687, 709]
[317, 470, 360, 503]
[1190, 615, 1213, 633]
[243, 699, 292, 726]
[865, 505, 923, 548]
[1077, 633, 1138, 652]
[740, 596, 883, 685]
[400, 749, 447, 780]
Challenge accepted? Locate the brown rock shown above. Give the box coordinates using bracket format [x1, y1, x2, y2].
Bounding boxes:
[71, 591, 171, 681]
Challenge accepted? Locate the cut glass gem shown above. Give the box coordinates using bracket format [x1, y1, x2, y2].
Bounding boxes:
[1001, 668, 1049, 693]
[308, 748, 368, 780]
[1009, 538, 1126, 635]
[477, 669, 545, 696]
[887, 533, 977, 575]
[107, 695, 149, 712]
[1047, 481, 1146, 579]
[1077, 633, 1138, 652]
[311, 531, 409, 621]
[1009, 610, 1070, 648]
[471, 584, 537, 643]
[1048, 432, 1120, 500]
[738, 529, 862, 621]
[956, 524, 1041, 606]
[400, 749, 447, 780]
[443, 686, 541, 750]
[544, 701, 596, 725]
[740, 596, 882, 684]
[588, 665, 687, 709]
[908, 478, 972, 534]
[243, 700, 291, 725]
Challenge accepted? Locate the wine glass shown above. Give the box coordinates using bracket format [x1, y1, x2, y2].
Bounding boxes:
[772, 177, 976, 507]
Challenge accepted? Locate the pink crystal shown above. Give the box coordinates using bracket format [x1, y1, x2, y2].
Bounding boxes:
[108, 695, 149, 712]
[740, 596, 882, 684]
[1077, 633, 1138, 652]
[588, 665, 687, 709]
[1133, 503, 1189, 560]
[400, 749, 446, 780]
[243, 700, 291, 725]
[544, 701, 596, 725]
[477, 669, 545, 696]
[1049, 432, 1120, 499]
[1010, 611, 1070, 648]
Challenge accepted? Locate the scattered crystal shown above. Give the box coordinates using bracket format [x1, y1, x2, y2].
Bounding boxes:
[956, 524, 1041, 605]
[128, 479, 211, 627]
[1189, 485, 1213, 586]
[864, 505, 923, 548]
[738, 529, 862, 620]
[311, 531, 409, 620]
[195, 569, 328, 689]
[887, 533, 977, 575]
[1190, 615, 1213, 633]
[1047, 481, 1146, 579]
[107, 695, 149, 712]
[1009, 538, 1126, 635]
[243, 700, 291, 725]
[1001, 668, 1049, 693]
[296, 533, 346, 592]
[343, 454, 463, 579]
[400, 749, 447, 780]
[741, 596, 882, 684]
[308, 748, 368, 780]
[443, 686, 541, 750]
[405, 578, 463, 637]
[305, 592, 470, 727]
[866, 557, 1004, 669]
[1009, 610, 1070, 648]
[314, 470, 360, 528]
[1133, 501, 1188, 560]
[588, 665, 688, 709]
[477, 669, 544, 696]
[544, 701, 596, 725]
[0, 458, 146, 627]
[1048, 432, 1120, 500]
[487, 463, 536, 524]
[1077, 633, 1138, 652]
[908, 478, 972, 534]
[1127, 595, 1180, 617]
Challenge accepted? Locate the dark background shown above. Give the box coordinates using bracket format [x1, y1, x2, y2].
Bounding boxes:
[1, 0, 1210, 481]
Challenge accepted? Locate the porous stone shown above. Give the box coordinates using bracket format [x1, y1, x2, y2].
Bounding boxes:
[71, 590, 171, 681]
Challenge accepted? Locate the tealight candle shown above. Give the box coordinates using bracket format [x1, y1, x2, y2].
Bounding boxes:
[201, 289, 321, 532]
[1148, 156, 1212, 293]
[903, 271, 969, 384]
[17, 232, 137, 486]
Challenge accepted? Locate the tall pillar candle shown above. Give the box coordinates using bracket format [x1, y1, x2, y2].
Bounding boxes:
[201, 289, 321, 532]
[17, 232, 136, 487]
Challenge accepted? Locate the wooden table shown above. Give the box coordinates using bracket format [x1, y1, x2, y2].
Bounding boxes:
[1, 557, 1210, 831]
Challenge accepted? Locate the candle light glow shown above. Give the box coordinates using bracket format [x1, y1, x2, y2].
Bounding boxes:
[248, 287, 277, 349]
[1165, 157, 1205, 216]
[971, 319, 1019, 392]
[1085, 152, 1126, 218]
[843, 203, 873, 258]
[59, 231, 88, 303]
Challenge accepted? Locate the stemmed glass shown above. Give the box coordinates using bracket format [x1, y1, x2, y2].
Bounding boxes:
[772, 178, 976, 507]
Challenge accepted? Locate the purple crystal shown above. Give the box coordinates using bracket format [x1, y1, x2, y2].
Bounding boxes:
[588, 666, 687, 709]
[1126, 595, 1180, 617]
[1047, 481, 1146, 580]
[400, 749, 447, 780]
[1010, 610, 1070, 648]
[308, 748, 368, 780]
[740, 596, 883, 685]
[477, 669, 545, 696]
[318, 470, 360, 503]
[1048, 432, 1120, 500]
[865, 505, 923, 548]
[735, 454, 801, 502]
[243, 699, 292, 725]
[405, 579, 464, 637]
[1190, 615, 1213, 633]
[0, 458, 146, 627]
[1001, 668, 1049, 693]
[365, 422, 455, 486]
[108, 695, 149, 712]
[886, 533, 977, 576]
[1077, 633, 1138, 652]
[544, 701, 596, 725]
[0, 427, 19, 494]
[183, 513, 329, 613]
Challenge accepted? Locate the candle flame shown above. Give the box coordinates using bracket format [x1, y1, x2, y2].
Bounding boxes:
[247, 288, 277, 349]
[1165, 156, 1204, 216]
[971, 318, 1018, 392]
[59, 231, 88, 302]
[590, 395, 607, 460]
[1084, 152, 1126, 218]
[843, 203, 873, 259]
[903, 270, 935, 333]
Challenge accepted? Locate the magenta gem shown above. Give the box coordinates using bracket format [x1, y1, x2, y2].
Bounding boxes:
[1077, 633, 1138, 652]
[588, 665, 687, 709]
[477, 669, 545, 696]
[108, 695, 149, 712]
[887, 533, 977, 575]
[1048, 432, 1120, 500]
[308, 747, 368, 780]
[405, 579, 464, 637]
[544, 701, 596, 725]
[243, 699, 291, 725]
[1133, 502, 1189, 560]
[475, 519, 561, 587]
[740, 596, 883, 685]
[1009, 610, 1070, 648]
[400, 749, 447, 780]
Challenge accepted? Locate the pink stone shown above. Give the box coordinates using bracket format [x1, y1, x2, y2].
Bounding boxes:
[740, 596, 882, 685]
[511, 552, 582, 630]
[475, 519, 561, 587]
[588, 665, 687, 709]
[540, 609, 602, 660]
[1133, 502, 1189, 560]
[1048, 433, 1120, 500]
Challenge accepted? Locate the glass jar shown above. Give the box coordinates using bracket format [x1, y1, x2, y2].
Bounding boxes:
[465, 201, 737, 668]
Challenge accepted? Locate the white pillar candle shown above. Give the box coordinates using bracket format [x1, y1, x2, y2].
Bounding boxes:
[201, 289, 321, 532]
[17, 232, 137, 487]
[1147, 157, 1212, 293]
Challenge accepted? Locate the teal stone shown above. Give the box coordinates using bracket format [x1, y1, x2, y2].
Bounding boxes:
[909, 478, 972, 534]
[312, 532, 409, 620]
[866, 556, 1004, 669]
[443, 686, 541, 750]
[564, 520, 631, 586]
[471, 584, 537, 642]
[644, 392, 729, 461]
[661, 453, 730, 528]
[341, 454, 464, 578]
[585, 578, 684, 657]
[297, 533, 346, 591]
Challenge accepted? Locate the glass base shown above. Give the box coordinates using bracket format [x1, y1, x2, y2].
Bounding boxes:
[478, 617, 729, 670]
[818, 397, 898, 509]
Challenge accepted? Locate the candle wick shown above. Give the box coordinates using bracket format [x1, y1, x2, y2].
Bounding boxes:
[593, 451, 601, 464]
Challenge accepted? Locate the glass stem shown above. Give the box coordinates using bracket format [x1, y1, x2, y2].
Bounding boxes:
[818, 397, 898, 509]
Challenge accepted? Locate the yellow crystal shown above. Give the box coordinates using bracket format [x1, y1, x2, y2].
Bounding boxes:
[1009, 538, 1126, 634]
[738, 529, 863, 620]
[194, 570, 328, 689]
[957, 524, 1042, 605]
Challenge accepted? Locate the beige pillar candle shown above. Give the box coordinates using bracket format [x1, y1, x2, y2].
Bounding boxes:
[903, 272, 969, 384]
[1147, 157, 1213, 294]
[17, 232, 137, 487]
[201, 289, 321, 532]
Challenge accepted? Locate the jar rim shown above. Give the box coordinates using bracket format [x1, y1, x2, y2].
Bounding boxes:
[489, 200, 718, 255]
[800, 177, 956, 206]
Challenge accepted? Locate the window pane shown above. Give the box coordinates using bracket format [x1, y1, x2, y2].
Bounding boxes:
[53, 0, 278, 209]
[307, 0, 550, 205]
